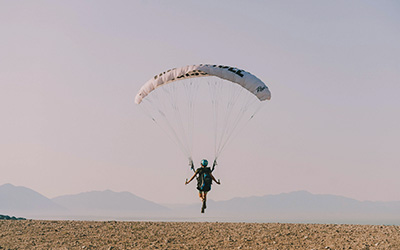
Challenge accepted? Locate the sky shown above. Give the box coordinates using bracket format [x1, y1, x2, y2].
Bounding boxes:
[1, 0, 399, 204]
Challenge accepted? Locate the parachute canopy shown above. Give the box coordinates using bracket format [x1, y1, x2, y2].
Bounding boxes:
[135, 64, 271, 104]
[135, 64, 271, 165]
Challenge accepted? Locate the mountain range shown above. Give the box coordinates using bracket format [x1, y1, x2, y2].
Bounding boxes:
[1, 183, 399, 224]
[0, 183, 65, 212]
[53, 189, 168, 214]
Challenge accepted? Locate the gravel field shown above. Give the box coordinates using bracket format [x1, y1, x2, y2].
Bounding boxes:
[1, 220, 400, 249]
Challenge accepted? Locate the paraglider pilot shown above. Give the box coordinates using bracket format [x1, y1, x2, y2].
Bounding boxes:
[185, 159, 220, 213]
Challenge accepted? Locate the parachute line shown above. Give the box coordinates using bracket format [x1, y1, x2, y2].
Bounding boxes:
[209, 80, 262, 159]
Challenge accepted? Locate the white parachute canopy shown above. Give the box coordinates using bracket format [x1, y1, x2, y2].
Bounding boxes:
[135, 64, 270, 104]
[135, 64, 271, 168]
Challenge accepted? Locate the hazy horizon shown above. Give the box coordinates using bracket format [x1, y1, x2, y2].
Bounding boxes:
[1, 0, 399, 205]
[2, 183, 400, 226]
[6, 182, 399, 204]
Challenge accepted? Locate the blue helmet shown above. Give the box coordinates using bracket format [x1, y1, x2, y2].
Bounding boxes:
[201, 159, 208, 167]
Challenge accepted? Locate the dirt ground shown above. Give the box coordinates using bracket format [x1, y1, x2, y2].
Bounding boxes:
[1, 220, 400, 249]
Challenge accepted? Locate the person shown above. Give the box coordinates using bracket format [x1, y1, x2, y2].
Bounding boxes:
[185, 159, 220, 213]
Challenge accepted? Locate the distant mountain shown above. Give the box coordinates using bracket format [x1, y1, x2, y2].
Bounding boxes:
[52, 190, 168, 216]
[198, 191, 400, 224]
[1, 183, 400, 224]
[0, 184, 168, 219]
[211, 190, 400, 213]
[0, 183, 65, 215]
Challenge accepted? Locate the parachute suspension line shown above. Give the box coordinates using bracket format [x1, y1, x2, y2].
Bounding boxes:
[183, 80, 199, 164]
[208, 80, 224, 171]
[166, 83, 192, 159]
[208, 80, 221, 161]
[209, 80, 226, 160]
[208, 80, 236, 159]
[208, 79, 263, 160]
[140, 85, 191, 160]
[138, 97, 158, 123]
[215, 81, 245, 158]
[217, 90, 261, 156]
[249, 99, 264, 120]
[159, 85, 192, 158]
[164, 82, 199, 161]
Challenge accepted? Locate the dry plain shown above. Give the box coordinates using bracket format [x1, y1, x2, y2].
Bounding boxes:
[1, 220, 400, 249]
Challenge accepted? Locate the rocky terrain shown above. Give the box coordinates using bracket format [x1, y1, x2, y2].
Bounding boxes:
[0, 220, 399, 249]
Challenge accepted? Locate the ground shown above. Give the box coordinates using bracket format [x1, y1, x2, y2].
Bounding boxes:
[1, 220, 400, 249]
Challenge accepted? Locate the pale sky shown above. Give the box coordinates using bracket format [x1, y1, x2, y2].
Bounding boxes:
[1, 0, 399, 204]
